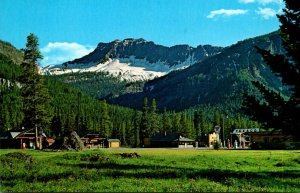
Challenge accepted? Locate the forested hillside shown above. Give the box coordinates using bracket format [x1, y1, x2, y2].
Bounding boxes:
[111, 31, 289, 113]
[0, 37, 260, 146]
[49, 72, 144, 99]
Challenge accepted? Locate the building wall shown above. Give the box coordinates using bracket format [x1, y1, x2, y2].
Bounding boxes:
[143, 138, 151, 147]
[251, 134, 292, 143]
[208, 133, 219, 148]
[109, 142, 120, 148]
[178, 144, 194, 148]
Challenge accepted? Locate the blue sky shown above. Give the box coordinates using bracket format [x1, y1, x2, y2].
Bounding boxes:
[0, 0, 283, 65]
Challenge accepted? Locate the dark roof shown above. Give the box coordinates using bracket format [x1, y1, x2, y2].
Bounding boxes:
[0, 129, 47, 139]
[151, 132, 179, 142]
[82, 133, 105, 139]
[246, 131, 287, 136]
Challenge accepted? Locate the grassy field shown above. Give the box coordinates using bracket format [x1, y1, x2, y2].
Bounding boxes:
[0, 149, 299, 192]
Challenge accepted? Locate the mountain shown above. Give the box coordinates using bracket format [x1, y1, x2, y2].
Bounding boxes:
[0, 40, 23, 65]
[0, 40, 140, 144]
[0, 41, 23, 85]
[110, 31, 288, 112]
[43, 38, 222, 81]
[47, 71, 144, 99]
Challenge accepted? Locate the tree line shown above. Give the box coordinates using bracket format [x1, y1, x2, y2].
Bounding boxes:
[0, 33, 260, 147]
[243, 0, 299, 140]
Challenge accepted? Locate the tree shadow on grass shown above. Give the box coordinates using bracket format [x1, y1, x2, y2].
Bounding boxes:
[57, 161, 300, 185]
[1, 170, 77, 183]
[2, 159, 299, 189]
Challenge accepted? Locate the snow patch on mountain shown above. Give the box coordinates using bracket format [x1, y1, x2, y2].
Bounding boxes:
[42, 56, 195, 81]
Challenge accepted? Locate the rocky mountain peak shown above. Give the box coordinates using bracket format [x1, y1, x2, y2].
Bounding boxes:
[46, 38, 223, 81]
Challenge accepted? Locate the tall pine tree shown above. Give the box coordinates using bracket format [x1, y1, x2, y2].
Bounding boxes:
[140, 97, 150, 139]
[243, 0, 300, 139]
[149, 98, 160, 136]
[99, 100, 111, 138]
[20, 33, 52, 130]
[193, 111, 200, 137]
[162, 107, 172, 132]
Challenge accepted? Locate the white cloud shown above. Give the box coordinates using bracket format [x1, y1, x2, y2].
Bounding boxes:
[255, 7, 277, 19]
[239, 0, 255, 3]
[207, 9, 248, 19]
[40, 42, 95, 66]
[239, 0, 282, 5]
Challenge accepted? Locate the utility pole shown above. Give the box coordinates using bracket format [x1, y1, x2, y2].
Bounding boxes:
[35, 96, 38, 150]
[222, 114, 225, 147]
[35, 126, 38, 150]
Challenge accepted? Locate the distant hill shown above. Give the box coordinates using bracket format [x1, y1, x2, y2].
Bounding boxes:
[0, 39, 137, 140]
[110, 31, 288, 112]
[0, 40, 23, 65]
[0, 41, 23, 84]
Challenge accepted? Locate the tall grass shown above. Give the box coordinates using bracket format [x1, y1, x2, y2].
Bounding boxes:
[0, 149, 299, 192]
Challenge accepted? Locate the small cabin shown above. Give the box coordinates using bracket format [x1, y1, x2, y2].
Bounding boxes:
[246, 131, 294, 149]
[107, 139, 121, 148]
[80, 133, 106, 148]
[150, 132, 195, 148]
[0, 129, 47, 149]
[208, 126, 221, 148]
[230, 128, 259, 148]
[174, 137, 195, 148]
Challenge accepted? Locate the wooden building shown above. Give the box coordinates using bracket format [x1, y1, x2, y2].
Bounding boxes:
[246, 131, 294, 149]
[107, 139, 121, 148]
[0, 129, 48, 149]
[80, 133, 121, 148]
[150, 132, 195, 148]
[230, 128, 259, 148]
[208, 126, 221, 148]
[80, 133, 106, 148]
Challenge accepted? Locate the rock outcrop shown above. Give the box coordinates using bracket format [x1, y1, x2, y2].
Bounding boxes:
[48, 131, 84, 151]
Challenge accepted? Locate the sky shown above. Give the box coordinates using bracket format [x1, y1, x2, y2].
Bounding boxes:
[0, 0, 284, 66]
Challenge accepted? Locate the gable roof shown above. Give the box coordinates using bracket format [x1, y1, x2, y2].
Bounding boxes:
[0, 129, 47, 139]
[10, 132, 21, 138]
[108, 139, 120, 142]
[151, 132, 179, 142]
[174, 137, 195, 142]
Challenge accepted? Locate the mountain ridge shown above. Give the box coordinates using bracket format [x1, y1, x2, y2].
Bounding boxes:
[63, 38, 223, 67]
[109, 31, 287, 112]
[43, 38, 223, 81]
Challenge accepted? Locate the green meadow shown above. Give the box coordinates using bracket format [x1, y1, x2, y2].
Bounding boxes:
[0, 149, 299, 192]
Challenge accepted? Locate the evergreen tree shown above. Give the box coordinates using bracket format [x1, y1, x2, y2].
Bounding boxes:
[50, 112, 62, 138]
[99, 100, 111, 138]
[243, 0, 300, 139]
[180, 112, 192, 137]
[162, 107, 172, 132]
[172, 112, 181, 132]
[140, 97, 150, 139]
[200, 111, 207, 134]
[121, 122, 126, 146]
[19, 33, 52, 130]
[64, 111, 75, 133]
[133, 110, 141, 147]
[193, 111, 200, 137]
[149, 98, 160, 136]
[214, 110, 220, 126]
[179, 112, 186, 134]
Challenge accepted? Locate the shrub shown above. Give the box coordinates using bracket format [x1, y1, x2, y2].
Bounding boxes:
[213, 141, 222, 150]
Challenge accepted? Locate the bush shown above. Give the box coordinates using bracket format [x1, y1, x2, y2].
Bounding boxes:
[213, 141, 222, 150]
